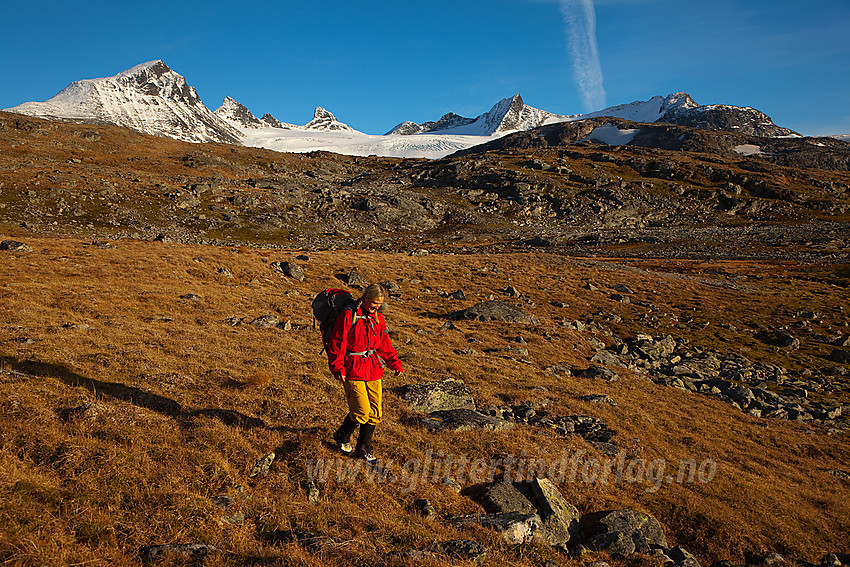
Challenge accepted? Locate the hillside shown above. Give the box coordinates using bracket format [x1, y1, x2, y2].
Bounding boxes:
[1, 234, 848, 566]
[1, 111, 848, 261]
[0, 111, 849, 566]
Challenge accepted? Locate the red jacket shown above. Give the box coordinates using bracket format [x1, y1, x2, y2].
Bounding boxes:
[327, 306, 402, 381]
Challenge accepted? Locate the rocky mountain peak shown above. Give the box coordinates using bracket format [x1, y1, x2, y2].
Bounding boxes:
[214, 97, 263, 128]
[304, 107, 353, 131]
[659, 96, 799, 137]
[660, 92, 699, 113]
[6, 60, 242, 144]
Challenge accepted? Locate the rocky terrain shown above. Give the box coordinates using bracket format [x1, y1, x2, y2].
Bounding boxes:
[0, 108, 849, 566]
[1, 111, 848, 261]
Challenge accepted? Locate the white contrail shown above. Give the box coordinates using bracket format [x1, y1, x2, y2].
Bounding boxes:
[560, 0, 606, 112]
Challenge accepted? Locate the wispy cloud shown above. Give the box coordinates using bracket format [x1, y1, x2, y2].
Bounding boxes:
[559, 0, 606, 111]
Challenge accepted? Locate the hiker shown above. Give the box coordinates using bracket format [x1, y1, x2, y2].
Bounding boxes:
[327, 283, 402, 462]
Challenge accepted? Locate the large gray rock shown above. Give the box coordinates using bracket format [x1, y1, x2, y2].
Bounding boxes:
[449, 512, 541, 545]
[585, 509, 668, 556]
[450, 300, 540, 324]
[271, 261, 305, 281]
[392, 379, 475, 413]
[417, 408, 514, 433]
[529, 478, 580, 548]
[482, 480, 537, 514]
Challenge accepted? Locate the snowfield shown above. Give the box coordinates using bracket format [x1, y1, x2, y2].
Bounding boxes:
[239, 126, 504, 159]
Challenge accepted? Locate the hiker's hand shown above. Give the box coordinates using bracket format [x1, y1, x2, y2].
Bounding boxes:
[394, 370, 402, 377]
[334, 373, 346, 381]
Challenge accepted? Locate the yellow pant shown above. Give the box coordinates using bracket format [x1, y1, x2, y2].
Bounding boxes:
[343, 379, 382, 425]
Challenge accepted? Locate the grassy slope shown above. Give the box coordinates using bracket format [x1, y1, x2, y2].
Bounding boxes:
[0, 233, 848, 566]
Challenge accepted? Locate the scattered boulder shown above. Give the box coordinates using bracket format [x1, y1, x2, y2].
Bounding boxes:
[0, 240, 32, 253]
[380, 280, 402, 297]
[249, 314, 280, 328]
[271, 261, 305, 281]
[347, 270, 368, 288]
[580, 394, 618, 406]
[482, 480, 537, 515]
[449, 512, 541, 545]
[412, 498, 436, 519]
[584, 509, 668, 556]
[249, 453, 275, 478]
[392, 379, 476, 413]
[581, 365, 620, 382]
[448, 289, 467, 300]
[529, 477, 580, 548]
[668, 546, 703, 567]
[417, 408, 514, 433]
[591, 350, 620, 366]
[450, 300, 540, 324]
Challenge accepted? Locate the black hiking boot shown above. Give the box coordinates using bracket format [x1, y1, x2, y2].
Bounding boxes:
[333, 414, 358, 454]
[353, 423, 376, 463]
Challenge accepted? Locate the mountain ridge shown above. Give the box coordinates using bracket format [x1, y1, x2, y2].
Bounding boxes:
[4, 60, 805, 157]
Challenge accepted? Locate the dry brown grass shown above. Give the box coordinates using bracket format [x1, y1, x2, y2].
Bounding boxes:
[0, 232, 848, 566]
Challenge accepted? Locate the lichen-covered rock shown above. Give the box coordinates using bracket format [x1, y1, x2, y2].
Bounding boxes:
[0, 240, 32, 253]
[249, 314, 279, 328]
[392, 378, 475, 413]
[585, 509, 668, 556]
[529, 478, 580, 548]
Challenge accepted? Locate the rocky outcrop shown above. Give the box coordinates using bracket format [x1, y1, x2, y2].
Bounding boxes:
[584, 509, 668, 556]
[417, 408, 514, 433]
[392, 378, 476, 413]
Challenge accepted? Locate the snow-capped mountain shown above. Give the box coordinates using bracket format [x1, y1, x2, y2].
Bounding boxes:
[6, 60, 242, 144]
[214, 98, 354, 132]
[214, 96, 265, 129]
[390, 92, 799, 139]
[4, 60, 802, 159]
[387, 94, 567, 136]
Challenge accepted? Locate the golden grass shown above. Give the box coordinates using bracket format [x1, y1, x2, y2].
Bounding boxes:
[0, 232, 848, 566]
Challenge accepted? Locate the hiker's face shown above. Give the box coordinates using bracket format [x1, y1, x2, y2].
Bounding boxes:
[364, 296, 384, 314]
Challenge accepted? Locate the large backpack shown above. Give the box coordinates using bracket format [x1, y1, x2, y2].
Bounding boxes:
[311, 288, 357, 354]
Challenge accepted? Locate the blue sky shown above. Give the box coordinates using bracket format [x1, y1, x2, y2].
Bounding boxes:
[1, 0, 848, 136]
